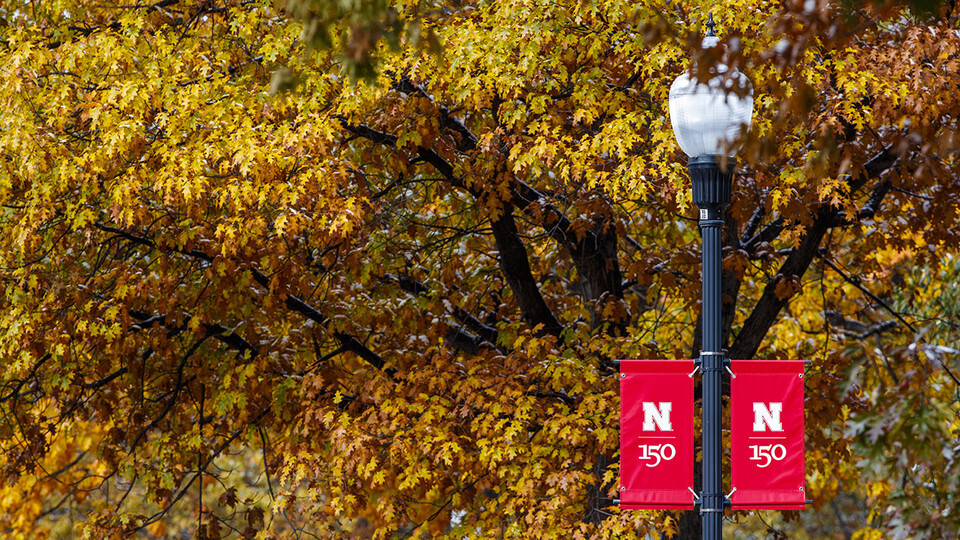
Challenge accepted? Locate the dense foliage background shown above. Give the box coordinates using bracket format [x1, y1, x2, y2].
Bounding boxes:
[1, 0, 958, 537]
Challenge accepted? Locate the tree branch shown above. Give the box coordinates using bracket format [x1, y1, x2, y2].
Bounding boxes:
[742, 216, 785, 253]
[95, 222, 213, 263]
[130, 310, 259, 358]
[95, 221, 391, 376]
[393, 76, 478, 152]
[127, 407, 269, 535]
[819, 254, 917, 333]
[130, 333, 210, 451]
[341, 113, 618, 328]
[490, 207, 564, 337]
[0, 354, 51, 403]
[80, 367, 128, 389]
[247, 268, 395, 376]
[730, 148, 899, 359]
[385, 273, 502, 350]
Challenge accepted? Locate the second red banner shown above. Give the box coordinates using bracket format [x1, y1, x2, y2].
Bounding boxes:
[729, 359, 806, 510]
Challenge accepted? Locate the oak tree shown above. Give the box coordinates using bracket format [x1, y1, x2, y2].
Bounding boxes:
[1, 0, 958, 538]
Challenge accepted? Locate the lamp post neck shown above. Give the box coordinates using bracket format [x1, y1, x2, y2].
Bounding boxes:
[690, 155, 734, 212]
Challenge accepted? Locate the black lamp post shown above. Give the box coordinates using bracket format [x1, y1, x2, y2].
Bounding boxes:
[668, 14, 754, 540]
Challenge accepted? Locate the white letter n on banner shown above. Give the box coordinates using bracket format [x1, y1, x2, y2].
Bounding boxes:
[642, 402, 673, 431]
[752, 402, 783, 431]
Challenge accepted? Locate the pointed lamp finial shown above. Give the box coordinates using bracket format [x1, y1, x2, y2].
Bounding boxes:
[706, 12, 717, 37]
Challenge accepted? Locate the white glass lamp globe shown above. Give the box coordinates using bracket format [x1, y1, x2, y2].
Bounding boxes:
[668, 39, 754, 158]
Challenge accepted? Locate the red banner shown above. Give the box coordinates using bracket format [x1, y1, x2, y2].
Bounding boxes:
[730, 360, 806, 510]
[620, 360, 695, 510]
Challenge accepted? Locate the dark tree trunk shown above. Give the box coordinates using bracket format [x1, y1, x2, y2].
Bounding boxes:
[675, 507, 703, 539]
[490, 206, 564, 337]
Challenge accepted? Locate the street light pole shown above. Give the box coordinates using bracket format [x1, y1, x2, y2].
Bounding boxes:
[667, 13, 753, 540]
[693, 156, 733, 539]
